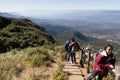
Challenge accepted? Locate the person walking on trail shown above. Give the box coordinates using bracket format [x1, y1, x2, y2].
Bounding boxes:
[64, 39, 70, 61]
[68, 38, 82, 64]
[87, 44, 116, 80]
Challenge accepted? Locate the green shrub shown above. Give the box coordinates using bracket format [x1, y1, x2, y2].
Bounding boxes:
[30, 53, 49, 67]
[60, 52, 66, 61]
[0, 16, 55, 53]
[25, 74, 36, 80]
[0, 51, 26, 80]
[25, 47, 52, 67]
[103, 71, 115, 80]
[54, 45, 64, 53]
[0, 45, 60, 80]
[54, 45, 66, 61]
[51, 62, 68, 80]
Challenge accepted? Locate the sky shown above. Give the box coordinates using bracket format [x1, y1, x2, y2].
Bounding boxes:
[0, 0, 120, 14]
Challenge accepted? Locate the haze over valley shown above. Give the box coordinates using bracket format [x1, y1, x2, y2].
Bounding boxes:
[1, 10, 120, 44]
[24, 10, 120, 43]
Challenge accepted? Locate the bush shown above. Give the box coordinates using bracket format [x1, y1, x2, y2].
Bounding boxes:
[54, 45, 64, 53]
[51, 62, 68, 80]
[30, 53, 49, 67]
[54, 45, 66, 61]
[103, 71, 115, 80]
[25, 47, 52, 67]
[0, 51, 26, 80]
[0, 45, 60, 80]
[0, 16, 55, 52]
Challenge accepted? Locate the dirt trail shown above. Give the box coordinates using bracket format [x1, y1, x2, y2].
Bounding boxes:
[63, 53, 90, 80]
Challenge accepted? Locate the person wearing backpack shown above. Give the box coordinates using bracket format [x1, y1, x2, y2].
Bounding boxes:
[64, 39, 71, 61]
[87, 44, 116, 80]
[68, 38, 82, 64]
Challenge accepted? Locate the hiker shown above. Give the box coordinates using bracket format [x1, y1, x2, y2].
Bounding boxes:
[68, 38, 82, 64]
[64, 39, 71, 61]
[87, 44, 116, 80]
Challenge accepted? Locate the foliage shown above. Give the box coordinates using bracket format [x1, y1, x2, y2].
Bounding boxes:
[0, 16, 55, 52]
[54, 45, 66, 61]
[0, 52, 26, 80]
[51, 62, 68, 80]
[27, 47, 51, 67]
[0, 46, 56, 80]
[103, 71, 115, 80]
[0, 16, 11, 29]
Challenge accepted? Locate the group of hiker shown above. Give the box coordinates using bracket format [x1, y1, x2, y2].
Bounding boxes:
[64, 38, 116, 80]
[64, 38, 83, 65]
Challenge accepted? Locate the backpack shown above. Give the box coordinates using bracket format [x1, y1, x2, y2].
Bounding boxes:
[94, 53, 99, 64]
[64, 40, 70, 52]
[94, 49, 104, 64]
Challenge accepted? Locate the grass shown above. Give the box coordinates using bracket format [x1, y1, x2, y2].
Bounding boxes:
[0, 44, 116, 80]
[0, 51, 26, 80]
[0, 45, 61, 80]
[51, 62, 68, 80]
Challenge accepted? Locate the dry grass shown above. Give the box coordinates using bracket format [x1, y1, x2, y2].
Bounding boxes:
[0, 45, 65, 80]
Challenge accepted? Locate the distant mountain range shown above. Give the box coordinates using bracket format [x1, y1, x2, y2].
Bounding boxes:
[27, 10, 120, 43]
[28, 17, 99, 43]
[1, 10, 120, 43]
[0, 12, 24, 18]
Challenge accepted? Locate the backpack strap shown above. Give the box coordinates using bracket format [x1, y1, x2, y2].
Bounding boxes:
[70, 41, 76, 45]
[68, 41, 76, 52]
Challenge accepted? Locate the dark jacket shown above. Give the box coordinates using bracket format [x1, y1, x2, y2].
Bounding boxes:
[68, 41, 81, 53]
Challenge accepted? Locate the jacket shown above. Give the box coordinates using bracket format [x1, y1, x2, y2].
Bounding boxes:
[93, 51, 116, 76]
[68, 41, 81, 53]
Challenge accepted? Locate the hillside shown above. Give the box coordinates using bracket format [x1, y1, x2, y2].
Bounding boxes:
[55, 30, 100, 44]
[28, 10, 120, 43]
[2, 11, 120, 44]
[28, 18, 100, 44]
[28, 17, 72, 36]
[0, 12, 23, 18]
[82, 29, 120, 42]
[0, 16, 55, 52]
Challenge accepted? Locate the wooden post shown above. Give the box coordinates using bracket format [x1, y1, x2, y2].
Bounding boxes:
[115, 66, 120, 80]
[80, 49, 84, 68]
[87, 49, 91, 74]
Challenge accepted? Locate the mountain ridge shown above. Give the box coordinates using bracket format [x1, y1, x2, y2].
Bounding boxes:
[0, 16, 55, 52]
[1, 11, 120, 43]
[27, 10, 120, 43]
